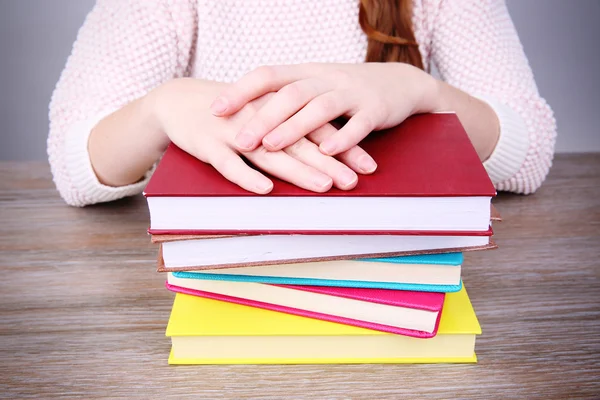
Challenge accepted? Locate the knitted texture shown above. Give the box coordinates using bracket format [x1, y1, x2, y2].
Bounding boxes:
[48, 0, 556, 207]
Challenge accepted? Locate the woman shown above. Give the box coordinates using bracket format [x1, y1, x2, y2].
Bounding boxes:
[48, 0, 556, 207]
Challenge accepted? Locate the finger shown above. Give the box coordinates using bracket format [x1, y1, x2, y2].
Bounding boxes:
[244, 146, 333, 193]
[206, 143, 273, 194]
[210, 64, 323, 116]
[284, 138, 358, 190]
[319, 111, 376, 156]
[233, 78, 332, 152]
[262, 91, 351, 151]
[307, 124, 377, 174]
[336, 145, 378, 174]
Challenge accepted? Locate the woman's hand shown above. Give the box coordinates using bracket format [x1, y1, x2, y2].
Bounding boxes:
[147, 78, 375, 194]
[208, 62, 441, 156]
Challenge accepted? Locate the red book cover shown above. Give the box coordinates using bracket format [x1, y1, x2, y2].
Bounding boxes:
[166, 282, 445, 338]
[275, 284, 445, 311]
[144, 113, 496, 198]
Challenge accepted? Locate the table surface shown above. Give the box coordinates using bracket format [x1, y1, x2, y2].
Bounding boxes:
[1, 154, 599, 399]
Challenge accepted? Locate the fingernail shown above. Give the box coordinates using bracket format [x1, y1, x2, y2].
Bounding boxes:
[340, 170, 358, 188]
[320, 141, 337, 155]
[210, 97, 229, 115]
[256, 180, 273, 193]
[314, 175, 333, 189]
[358, 154, 377, 173]
[235, 131, 255, 150]
[263, 133, 282, 149]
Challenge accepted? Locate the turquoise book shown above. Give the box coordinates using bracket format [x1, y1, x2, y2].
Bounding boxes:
[170, 252, 463, 293]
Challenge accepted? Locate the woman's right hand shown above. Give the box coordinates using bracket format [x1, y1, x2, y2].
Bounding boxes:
[147, 78, 377, 194]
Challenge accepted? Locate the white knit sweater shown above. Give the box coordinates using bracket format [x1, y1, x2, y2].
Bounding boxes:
[48, 0, 557, 207]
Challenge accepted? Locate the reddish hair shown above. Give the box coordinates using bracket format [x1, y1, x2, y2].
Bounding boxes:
[358, 0, 424, 69]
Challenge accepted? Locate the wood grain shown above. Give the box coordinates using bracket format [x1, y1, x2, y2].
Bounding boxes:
[1, 154, 599, 399]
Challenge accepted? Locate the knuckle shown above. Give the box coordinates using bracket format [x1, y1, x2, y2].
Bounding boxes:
[357, 114, 376, 132]
[370, 100, 389, 121]
[246, 101, 261, 114]
[316, 95, 339, 115]
[285, 138, 311, 158]
[330, 69, 352, 86]
[214, 156, 238, 177]
[254, 65, 277, 83]
[280, 82, 305, 101]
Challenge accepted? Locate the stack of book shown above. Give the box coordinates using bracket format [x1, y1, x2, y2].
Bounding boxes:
[143, 113, 498, 364]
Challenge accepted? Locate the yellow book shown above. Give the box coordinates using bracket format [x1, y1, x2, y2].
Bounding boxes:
[166, 285, 481, 364]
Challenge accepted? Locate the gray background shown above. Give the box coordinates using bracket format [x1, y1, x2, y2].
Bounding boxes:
[0, 0, 599, 161]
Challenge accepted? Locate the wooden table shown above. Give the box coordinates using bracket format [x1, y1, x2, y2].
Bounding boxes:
[1, 154, 599, 399]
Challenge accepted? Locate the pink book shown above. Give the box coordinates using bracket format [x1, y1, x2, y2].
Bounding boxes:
[165, 276, 445, 338]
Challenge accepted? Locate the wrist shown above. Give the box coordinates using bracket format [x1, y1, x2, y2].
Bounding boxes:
[430, 80, 501, 161]
[429, 78, 451, 113]
[143, 84, 173, 154]
[405, 65, 444, 115]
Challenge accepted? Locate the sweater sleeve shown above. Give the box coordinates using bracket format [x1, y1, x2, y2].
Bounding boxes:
[428, 0, 557, 194]
[47, 0, 197, 207]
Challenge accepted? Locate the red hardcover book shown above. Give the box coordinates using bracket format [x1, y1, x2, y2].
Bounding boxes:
[144, 113, 496, 234]
[165, 277, 445, 337]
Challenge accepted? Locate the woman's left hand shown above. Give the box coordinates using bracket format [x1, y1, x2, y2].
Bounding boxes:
[209, 62, 442, 156]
